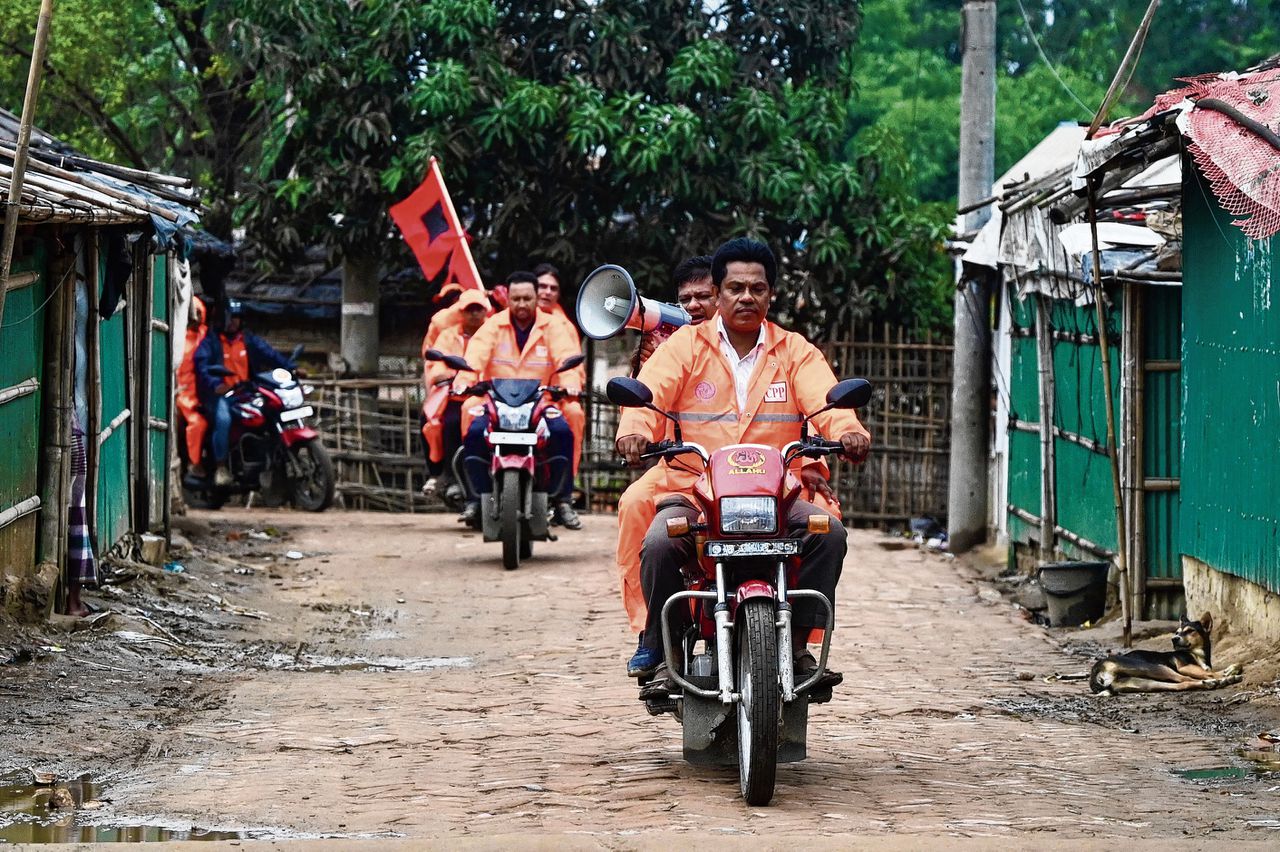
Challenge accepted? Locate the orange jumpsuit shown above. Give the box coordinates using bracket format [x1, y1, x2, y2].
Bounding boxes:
[542, 303, 586, 476]
[615, 319, 869, 639]
[176, 299, 208, 465]
[421, 324, 475, 463]
[458, 307, 583, 433]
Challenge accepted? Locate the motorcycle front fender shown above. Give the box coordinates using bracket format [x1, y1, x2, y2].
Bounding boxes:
[280, 426, 318, 448]
[490, 453, 535, 474]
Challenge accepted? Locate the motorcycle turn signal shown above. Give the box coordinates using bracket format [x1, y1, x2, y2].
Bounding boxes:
[807, 514, 831, 534]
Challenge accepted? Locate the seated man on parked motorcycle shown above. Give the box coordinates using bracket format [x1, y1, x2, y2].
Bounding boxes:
[194, 299, 297, 486]
[616, 254, 719, 675]
[420, 288, 491, 501]
[455, 272, 584, 530]
[616, 237, 871, 698]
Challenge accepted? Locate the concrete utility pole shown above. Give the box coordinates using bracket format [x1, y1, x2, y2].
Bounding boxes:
[341, 251, 380, 376]
[947, 0, 996, 553]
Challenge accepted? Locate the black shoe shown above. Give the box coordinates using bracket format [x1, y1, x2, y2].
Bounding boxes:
[552, 501, 582, 530]
[638, 662, 674, 700]
[794, 649, 843, 691]
[458, 501, 480, 526]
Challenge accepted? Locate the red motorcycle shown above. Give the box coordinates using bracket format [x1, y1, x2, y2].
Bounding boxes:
[181, 352, 334, 512]
[426, 350, 584, 570]
[607, 374, 872, 805]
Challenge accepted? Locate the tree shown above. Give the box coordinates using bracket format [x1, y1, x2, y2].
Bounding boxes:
[0, 0, 265, 238]
[234, 0, 952, 337]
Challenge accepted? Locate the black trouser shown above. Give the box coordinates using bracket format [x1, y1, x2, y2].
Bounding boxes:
[639, 498, 846, 652]
[440, 400, 462, 485]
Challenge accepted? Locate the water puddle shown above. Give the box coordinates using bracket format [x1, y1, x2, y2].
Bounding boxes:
[0, 775, 244, 844]
[1174, 749, 1280, 782]
[264, 653, 472, 673]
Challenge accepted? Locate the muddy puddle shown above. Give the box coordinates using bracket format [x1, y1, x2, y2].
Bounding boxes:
[1174, 745, 1280, 783]
[264, 653, 472, 673]
[0, 774, 244, 844]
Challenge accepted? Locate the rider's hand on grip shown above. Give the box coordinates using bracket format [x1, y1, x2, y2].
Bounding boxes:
[616, 434, 649, 468]
[839, 431, 871, 463]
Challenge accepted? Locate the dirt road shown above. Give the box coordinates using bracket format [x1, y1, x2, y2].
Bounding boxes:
[4, 508, 1280, 844]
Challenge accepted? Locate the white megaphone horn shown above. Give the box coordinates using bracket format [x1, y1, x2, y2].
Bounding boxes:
[575, 264, 691, 341]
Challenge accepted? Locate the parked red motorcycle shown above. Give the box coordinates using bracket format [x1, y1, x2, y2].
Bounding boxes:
[426, 350, 584, 570]
[181, 352, 334, 512]
[607, 374, 872, 805]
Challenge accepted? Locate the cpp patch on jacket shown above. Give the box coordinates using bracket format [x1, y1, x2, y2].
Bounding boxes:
[764, 381, 788, 403]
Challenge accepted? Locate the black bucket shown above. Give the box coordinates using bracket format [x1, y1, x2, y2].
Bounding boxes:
[1037, 561, 1109, 627]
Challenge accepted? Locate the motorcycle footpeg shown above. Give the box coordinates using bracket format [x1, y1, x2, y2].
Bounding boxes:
[807, 686, 835, 705]
[644, 697, 678, 716]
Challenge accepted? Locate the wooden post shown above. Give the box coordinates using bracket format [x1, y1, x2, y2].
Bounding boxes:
[0, 0, 55, 340]
[879, 323, 891, 521]
[37, 232, 74, 612]
[1123, 281, 1147, 618]
[1034, 294, 1058, 565]
[1087, 182, 1133, 647]
[85, 234, 100, 540]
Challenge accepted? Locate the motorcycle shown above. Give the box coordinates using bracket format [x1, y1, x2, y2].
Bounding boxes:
[425, 350, 584, 570]
[181, 349, 334, 512]
[607, 374, 873, 805]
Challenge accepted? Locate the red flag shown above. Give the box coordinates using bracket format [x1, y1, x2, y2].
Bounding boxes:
[389, 157, 483, 290]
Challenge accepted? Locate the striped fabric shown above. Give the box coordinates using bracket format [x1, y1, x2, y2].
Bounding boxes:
[67, 427, 98, 586]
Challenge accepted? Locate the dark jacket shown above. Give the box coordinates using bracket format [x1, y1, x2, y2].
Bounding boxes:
[193, 329, 294, 407]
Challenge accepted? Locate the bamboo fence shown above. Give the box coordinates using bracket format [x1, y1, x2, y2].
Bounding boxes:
[310, 323, 953, 526]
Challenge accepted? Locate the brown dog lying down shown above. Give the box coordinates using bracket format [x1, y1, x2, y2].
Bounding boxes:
[1089, 612, 1243, 696]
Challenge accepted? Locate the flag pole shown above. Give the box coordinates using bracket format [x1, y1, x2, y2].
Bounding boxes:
[428, 157, 484, 290]
[0, 0, 56, 341]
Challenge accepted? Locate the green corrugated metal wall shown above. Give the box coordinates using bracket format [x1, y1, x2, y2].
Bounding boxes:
[1142, 287, 1182, 584]
[95, 237, 132, 553]
[1181, 167, 1280, 593]
[1006, 287, 1039, 544]
[0, 240, 47, 574]
[147, 256, 169, 530]
[1049, 298, 1121, 555]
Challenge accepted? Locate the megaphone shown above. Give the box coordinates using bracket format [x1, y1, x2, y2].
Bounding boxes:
[575, 264, 691, 341]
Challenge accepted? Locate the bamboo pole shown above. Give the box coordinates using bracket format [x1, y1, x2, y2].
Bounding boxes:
[1034, 294, 1058, 565]
[1087, 182, 1133, 647]
[0, 0, 56, 340]
[37, 236, 72, 613]
[1086, 0, 1162, 139]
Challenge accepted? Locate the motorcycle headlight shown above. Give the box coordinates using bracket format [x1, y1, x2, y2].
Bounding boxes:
[719, 496, 777, 535]
[496, 402, 534, 431]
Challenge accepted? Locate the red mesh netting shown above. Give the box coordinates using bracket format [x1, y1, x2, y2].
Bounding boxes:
[1181, 72, 1280, 240]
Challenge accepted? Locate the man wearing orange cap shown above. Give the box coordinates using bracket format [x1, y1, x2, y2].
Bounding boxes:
[421, 282, 465, 353]
[421, 288, 490, 499]
[176, 296, 210, 476]
[615, 238, 871, 697]
[533, 263, 587, 513]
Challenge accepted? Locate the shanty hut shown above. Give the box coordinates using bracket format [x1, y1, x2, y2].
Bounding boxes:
[0, 109, 198, 617]
[967, 56, 1280, 637]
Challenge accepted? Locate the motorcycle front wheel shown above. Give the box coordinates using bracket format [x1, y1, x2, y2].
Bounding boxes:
[500, 469, 522, 570]
[736, 596, 781, 805]
[289, 440, 335, 512]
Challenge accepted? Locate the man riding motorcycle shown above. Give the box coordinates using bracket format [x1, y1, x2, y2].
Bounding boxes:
[193, 299, 297, 486]
[421, 288, 490, 499]
[616, 255, 718, 675]
[615, 238, 871, 698]
[456, 272, 583, 530]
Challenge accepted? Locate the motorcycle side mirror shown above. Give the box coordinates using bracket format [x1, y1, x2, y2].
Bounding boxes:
[554, 354, 586, 373]
[606, 377, 653, 408]
[826, 378, 873, 410]
[423, 348, 444, 361]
